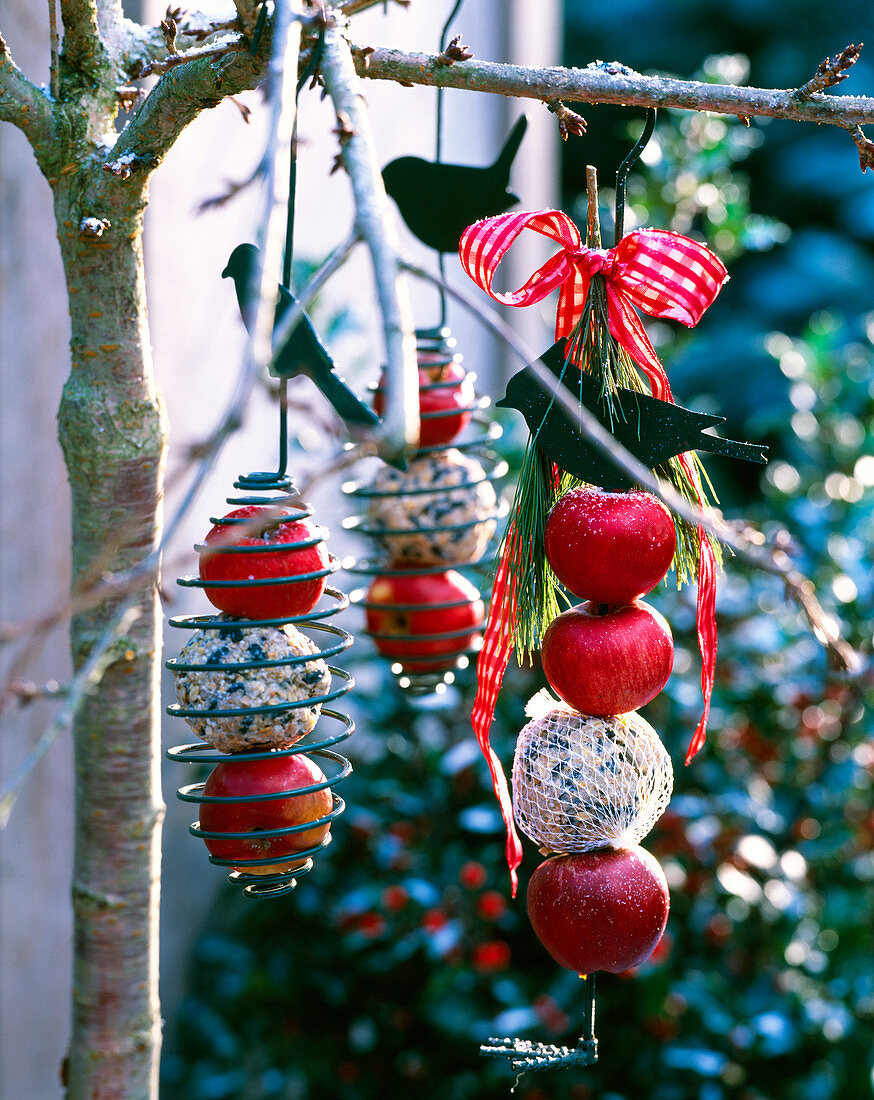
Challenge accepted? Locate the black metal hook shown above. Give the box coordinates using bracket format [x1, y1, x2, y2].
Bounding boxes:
[614, 107, 657, 245]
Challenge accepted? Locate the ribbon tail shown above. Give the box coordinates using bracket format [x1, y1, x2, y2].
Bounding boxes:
[471, 531, 524, 896]
[685, 529, 718, 763]
[677, 449, 718, 764]
[604, 284, 674, 402]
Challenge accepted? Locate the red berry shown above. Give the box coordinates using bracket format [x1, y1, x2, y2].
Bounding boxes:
[477, 890, 507, 921]
[422, 908, 448, 933]
[381, 885, 410, 912]
[471, 941, 511, 972]
[459, 860, 488, 889]
[356, 912, 386, 938]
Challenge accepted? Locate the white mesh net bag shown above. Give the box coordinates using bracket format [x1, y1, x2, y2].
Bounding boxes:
[512, 692, 673, 854]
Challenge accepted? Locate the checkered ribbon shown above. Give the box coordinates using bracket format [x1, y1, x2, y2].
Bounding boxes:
[460, 211, 727, 890]
[459, 209, 728, 400]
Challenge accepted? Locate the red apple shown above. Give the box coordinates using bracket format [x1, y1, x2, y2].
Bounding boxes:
[545, 488, 676, 605]
[199, 505, 330, 620]
[199, 752, 333, 876]
[364, 569, 484, 672]
[527, 847, 670, 974]
[374, 358, 475, 447]
[540, 600, 673, 716]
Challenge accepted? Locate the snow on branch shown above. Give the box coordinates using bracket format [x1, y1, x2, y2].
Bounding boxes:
[351, 44, 874, 166]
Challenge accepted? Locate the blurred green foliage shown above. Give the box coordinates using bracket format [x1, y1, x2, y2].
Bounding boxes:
[162, 5, 873, 1098]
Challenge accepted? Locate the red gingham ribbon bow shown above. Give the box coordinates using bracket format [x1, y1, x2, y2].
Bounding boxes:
[460, 208, 728, 401]
[459, 211, 728, 895]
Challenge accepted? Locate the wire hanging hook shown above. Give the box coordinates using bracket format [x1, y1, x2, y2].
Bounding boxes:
[614, 107, 657, 245]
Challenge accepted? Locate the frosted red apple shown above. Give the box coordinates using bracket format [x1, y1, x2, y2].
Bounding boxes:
[526, 846, 670, 974]
[364, 570, 484, 672]
[199, 505, 330, 620]
[540, 600, 673, 716]
[545, 488, 676, 605]
[199, 752, 333, 876]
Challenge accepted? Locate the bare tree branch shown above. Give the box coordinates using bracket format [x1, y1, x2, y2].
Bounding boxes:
[0, 41, 57, 164]
[49, 0, 60, 99]
[98, 36, 262, 184]
[115, 10, 241, 73]
[340, 0, 411, 16]
[320, 18, 419, 460]
[0, 604, 142, 828]
[59, 0, 103, 73]
[848, 123, 874, 170]
[351, 46, 874, 128]
[793, 43, 863, 99]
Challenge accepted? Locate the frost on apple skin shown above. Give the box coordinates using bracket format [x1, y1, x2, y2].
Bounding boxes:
[526, 846, 671, 974]
[544, 487, 676, 606]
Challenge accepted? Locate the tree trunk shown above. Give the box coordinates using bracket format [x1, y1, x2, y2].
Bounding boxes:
[55, 171, 167, 1097]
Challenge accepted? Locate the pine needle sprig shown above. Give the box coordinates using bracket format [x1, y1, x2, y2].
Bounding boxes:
[502, 441, 581, 662]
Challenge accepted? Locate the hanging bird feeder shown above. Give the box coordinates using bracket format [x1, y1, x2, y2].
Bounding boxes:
[166, 386, 355, 899]
[342, 326, 507, 695]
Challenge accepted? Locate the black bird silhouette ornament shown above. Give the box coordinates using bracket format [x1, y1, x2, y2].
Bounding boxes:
[223, 243, 379, 427]
[497, 342, 767, 491]
[382, 115, 529, 253]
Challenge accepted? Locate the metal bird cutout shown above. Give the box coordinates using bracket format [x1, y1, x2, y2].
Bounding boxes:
[382, 115, 529, 253]
[223, 243, 379, 427]
[497, 341, 767, 491]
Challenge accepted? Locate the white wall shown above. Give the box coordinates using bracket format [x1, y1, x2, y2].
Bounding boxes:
[0, 3, 559, 1095]
[0, 6, 75, 1098]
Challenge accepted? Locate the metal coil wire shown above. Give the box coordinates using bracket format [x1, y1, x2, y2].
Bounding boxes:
[166, 471, 354, 898]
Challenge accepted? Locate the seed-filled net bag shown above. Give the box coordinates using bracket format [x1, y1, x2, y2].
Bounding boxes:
[512, 694, 673, 854]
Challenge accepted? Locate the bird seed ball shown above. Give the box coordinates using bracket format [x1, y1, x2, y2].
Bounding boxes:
[512, 706, 673, 855]
[173, 619, 331, 753]
[366, 449, 497, 566]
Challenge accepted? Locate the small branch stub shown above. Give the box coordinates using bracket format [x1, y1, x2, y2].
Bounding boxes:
[849, 124, 874, 171]
[161, 15, 179, 55]
[586, 166, 601, 248]
[794, 43, 863, 100]
[548, 99, 587, 141]
[437, 34, 474, 67]
[116, 86, 145, 112]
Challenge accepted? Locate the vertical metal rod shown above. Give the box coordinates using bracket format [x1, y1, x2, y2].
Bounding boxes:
[277, 378, 289, 479]
[614, 107, 657, 245]
[581, 972, 597, 1042]
[434, 0, 465, 329]
[284, 119, 298, 290]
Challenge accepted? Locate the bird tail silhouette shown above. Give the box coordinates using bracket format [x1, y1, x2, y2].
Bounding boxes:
[697, 432, 768, 464]
[491, 115, 528, 179]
